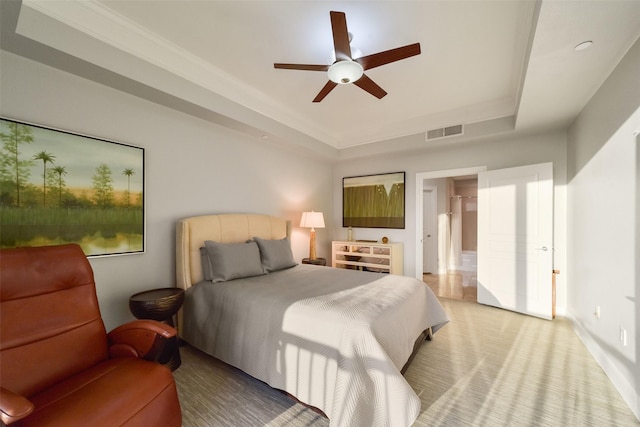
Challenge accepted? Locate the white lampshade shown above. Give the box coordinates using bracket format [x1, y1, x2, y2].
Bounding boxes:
[300, 211, 325, 229]
[327, 60, 363, 85]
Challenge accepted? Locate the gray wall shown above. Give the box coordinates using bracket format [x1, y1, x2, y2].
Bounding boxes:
[0, 51, 333, 330]
[567, 37, 640, 419]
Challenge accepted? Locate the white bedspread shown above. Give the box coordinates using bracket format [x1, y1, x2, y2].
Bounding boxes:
[182, 264, 449, 426]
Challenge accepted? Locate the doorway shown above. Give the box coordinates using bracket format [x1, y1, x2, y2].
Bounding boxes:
[426, 178, 479, 301]
[415, 167, 486, 302]
[416, 163, 554, 317]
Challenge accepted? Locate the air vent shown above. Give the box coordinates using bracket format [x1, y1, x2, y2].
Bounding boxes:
[426, 124, 464, 140]
[426, 128, 444, 140]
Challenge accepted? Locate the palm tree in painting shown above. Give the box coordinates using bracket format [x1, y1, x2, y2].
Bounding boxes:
[52, 165, 67, 207]
[33, 151, 55, 207]
[122, 168, 135, 207]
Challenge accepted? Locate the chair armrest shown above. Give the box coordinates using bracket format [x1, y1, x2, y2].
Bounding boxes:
[108, 320, 177, 361]
[0, 387, 34, 425]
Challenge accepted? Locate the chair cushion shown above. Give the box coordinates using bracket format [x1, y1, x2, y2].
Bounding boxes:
[0, 244, 108, 397]
[19, 357, 180, 427]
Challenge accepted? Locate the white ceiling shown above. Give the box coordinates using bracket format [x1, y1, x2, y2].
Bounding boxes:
[3, 0, 640, 156]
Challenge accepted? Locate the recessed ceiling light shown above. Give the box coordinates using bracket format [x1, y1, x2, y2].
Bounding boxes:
[574, 41, 593, 51]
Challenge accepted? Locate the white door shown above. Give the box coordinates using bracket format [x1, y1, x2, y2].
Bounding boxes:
[422, 189, 437, 273]
[477, 163, 553, 319]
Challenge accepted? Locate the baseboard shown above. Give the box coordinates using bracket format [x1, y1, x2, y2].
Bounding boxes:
[568, 313, 639, 421]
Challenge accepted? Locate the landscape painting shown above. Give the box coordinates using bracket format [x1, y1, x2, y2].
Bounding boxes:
[343, 172, 405, 229]
[0, 118, 144, 256]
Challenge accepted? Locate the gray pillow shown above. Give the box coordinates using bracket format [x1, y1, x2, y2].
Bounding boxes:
[200, 246, 214, 281]
[253, 237, 297, 272]
[203, 240, 265, 283]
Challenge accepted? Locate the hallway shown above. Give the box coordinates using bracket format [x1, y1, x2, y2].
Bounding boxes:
[423, 270, 477, 302]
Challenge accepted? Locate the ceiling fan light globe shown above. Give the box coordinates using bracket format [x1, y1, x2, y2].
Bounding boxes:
[328, 60, 364, 85]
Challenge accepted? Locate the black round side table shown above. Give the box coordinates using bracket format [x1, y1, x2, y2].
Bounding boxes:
[129, 287, 185, 327]
[129, 287, 185, 371]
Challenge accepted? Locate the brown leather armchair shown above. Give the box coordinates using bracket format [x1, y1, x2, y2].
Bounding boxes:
[0, 244, 182, 426]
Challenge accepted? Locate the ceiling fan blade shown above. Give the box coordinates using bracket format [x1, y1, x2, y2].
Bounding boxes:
[313, 81, 338, 103]
[356, 43, 421, 70]
[330, 11, 352, 61]
[274, 63, 330, 71]
[353, 74, 387, 99]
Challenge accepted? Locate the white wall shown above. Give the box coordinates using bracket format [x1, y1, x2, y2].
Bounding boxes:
[0, 51, 334, 330]
[333, 130, 568, 310]
[567, 37, 640, 419]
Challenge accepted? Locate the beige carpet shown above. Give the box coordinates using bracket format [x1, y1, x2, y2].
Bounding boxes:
[173, 298, 639, 426]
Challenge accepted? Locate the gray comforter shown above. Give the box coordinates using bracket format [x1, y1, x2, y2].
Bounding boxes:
[182, 264, 449, 427]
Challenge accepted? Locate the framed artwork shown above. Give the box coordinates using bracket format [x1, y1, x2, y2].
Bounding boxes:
[0, 117, 145, 257]
[343, 171, 405, 229]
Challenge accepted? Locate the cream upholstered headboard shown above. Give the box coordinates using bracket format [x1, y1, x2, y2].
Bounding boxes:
[176, 213, 290, 290]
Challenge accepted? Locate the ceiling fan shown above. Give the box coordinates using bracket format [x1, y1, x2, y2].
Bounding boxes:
[274, 11, 421, 103]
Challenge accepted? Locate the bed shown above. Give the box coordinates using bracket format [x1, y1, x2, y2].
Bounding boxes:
[176, 213, 449, 427]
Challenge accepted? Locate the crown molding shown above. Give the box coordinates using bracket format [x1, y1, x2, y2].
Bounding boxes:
[19, 0, 340, 148]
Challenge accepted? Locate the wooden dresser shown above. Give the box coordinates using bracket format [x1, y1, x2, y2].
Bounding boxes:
[331, 240, 403, 275]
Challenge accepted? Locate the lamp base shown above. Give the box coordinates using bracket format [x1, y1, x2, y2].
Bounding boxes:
[309, 229, 317, 260]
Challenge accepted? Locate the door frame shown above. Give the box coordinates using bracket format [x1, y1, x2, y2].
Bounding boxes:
[415, 166, 487, 279]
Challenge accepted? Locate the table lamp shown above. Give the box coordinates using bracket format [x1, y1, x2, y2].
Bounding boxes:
[300, 211, 325, 260]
